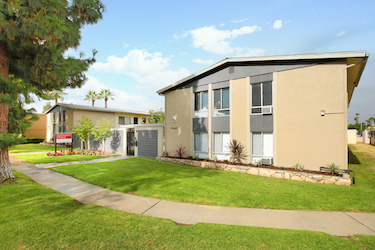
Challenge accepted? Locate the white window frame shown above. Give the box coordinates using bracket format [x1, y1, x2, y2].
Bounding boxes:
[213, 132, 230, 160]
[251, 132, 273, 163]
[251, 82, 273, 115]
[194, 91, 208, 117]
[213, 88, 230, 117]
[119, 116, 131, 125]
[194, 132, 208, 158]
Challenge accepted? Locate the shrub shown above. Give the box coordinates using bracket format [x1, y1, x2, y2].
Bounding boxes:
[293, 161, 304, 171]
[187, 155, 193, 159]
[227, 140, 247, 163]
[213, 156, 218, 162]
[327, 162, 340, 175]
[255, 160, 262, 167]
[205, 157, 210, 161]
[175, 145, 186, 159]
[194, 154, 199, 160]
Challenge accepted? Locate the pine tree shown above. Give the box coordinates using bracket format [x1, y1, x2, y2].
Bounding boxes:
[0, 0, 105, 182]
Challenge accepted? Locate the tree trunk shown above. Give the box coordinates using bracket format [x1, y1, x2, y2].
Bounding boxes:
[92, 100, 95, 107]
[0, 44, 15, 182]
[105, 97, 108, 108]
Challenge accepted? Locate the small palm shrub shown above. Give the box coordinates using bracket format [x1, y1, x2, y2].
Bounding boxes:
[227, 140, 247, 163]
[175, 145, 186, 159]
[194, 154, 199, 160]
[327, 162, 340, 175]
[213, 156, 218, 162]
[254, 160, 262, 167]
[205, 157, 210, 161]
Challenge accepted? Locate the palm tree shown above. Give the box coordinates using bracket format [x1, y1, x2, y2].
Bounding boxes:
[99, 89, 115, 108]
[354, 113, 360, 124]
[48, 89, 67, 104]
[84, 91, 99, 107]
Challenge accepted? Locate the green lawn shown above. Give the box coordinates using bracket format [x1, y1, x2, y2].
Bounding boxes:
[9, 144, 68, 154]
[1, 171, 374, 249]
[52, 144, 375, 212]
[14, 153, 112, 164]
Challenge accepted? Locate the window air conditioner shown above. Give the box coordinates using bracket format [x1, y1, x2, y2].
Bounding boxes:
[262, 157, 273, 165]
[262, 106, 273, 114]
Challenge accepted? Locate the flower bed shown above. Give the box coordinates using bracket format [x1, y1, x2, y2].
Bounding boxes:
[46, 150, 104, 156]
[156, 156, 352, 186]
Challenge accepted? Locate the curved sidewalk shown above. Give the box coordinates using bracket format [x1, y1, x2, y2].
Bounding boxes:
[10, 158, 375, 237]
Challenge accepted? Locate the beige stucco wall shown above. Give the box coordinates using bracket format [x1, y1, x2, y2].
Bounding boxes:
[230, 77, 251, 161]
[114, 112, 151, 128]
[275, 61, 348, 170]
[71, 110, 116, 128]
[165, 88, 192, 156]
[24, 114, 46, 138]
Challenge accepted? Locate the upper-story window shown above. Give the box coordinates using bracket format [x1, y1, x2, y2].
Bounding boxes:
[134, 117, 138, 124]
[213, 87, 229, 116]
[194, 91, 208, 117]
[119, 116, 131, 125]
[251, 82, 272, 114]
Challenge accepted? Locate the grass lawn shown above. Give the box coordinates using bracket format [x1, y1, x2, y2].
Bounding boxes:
[9, 143, 68, 154]
[1, 171, 374, 249]
[52, 144, 375, 212]
[14, 153, 113, 164]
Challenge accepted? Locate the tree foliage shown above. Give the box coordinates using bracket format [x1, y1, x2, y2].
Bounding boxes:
[92, 118, 112, 152]
[99, 89, 114, 108]
[0, 0, 104, 181]
[72, 116, 94, 150]
[47, 89, 67, 104]
[84, 90, 99, 107]
[42, 102, 52, 113]
[148, 108, 164, 124]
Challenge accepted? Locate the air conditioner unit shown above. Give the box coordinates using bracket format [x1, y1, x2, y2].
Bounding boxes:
[262, 157, 273, 165]
[262, 106, 273, 115]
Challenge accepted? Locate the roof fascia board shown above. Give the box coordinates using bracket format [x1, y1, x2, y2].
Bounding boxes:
[156, 51, 367, 95]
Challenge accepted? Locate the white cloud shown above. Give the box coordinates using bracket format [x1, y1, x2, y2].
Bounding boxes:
[91, 49, 190, 88]
[123, 42, 129, 48]
[232, 18, 248, 23]
[273, 20, 282, 30]
[189, 25, 261, 55]
[236, 48, 266, 57]
[337, 31, 346, 37]
[192, 58, 214, 64]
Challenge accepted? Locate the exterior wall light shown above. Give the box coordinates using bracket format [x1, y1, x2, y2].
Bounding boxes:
[172, 118, 176, 123]
[321, 110, 325, 116]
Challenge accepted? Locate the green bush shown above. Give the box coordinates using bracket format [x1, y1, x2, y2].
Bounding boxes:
[21, 138, 45, 144]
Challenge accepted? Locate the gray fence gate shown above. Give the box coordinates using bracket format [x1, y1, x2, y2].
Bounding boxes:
[138, 130, 158, 158]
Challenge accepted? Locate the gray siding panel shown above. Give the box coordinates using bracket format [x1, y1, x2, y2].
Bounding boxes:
[212, 116, 230, 132]
[212, 81, 230, 90]
[193, 85, 208, 92]
[250, 73, 273, 84]
[250, 115, 273, 132]
[193, 118, 208, 132]
[138, 130, 158, 159]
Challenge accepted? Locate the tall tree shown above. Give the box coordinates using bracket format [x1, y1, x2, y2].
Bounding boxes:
[148, 108, 164, 124]
[92, 118, 112, 152]
[47, 89, 67, 104]
[354, 113, 360, 124]
[99, 89, 114, 108]
[84, 90, 98, 107]
[0, 0, 105, 182]
[42, 102, 52, 113]
[72, 116, 94, 150]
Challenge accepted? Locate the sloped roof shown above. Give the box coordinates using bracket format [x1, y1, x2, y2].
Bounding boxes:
[44, 103, 150, 116]
[156, 51, 369, 95]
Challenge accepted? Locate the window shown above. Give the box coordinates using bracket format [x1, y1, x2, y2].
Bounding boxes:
[252, 132, 273, 163]
[134, 117, 138, 124]
[213, 132, 230, 160]
[251, 82, 272, 114]
[142, 118, 147, 124]
[213, 88, 229, 116]
[119, 116, 131, 125]
[194, 132, 208, 158]
[194, 91, 208, 117]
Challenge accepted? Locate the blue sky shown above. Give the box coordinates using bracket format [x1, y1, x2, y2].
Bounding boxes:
[31, 0, 375, 124]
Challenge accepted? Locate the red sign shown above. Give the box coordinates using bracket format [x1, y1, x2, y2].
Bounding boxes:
[56, 133, 72, 143]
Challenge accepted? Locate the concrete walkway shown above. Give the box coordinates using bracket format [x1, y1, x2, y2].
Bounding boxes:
[10, 157, 375, 237]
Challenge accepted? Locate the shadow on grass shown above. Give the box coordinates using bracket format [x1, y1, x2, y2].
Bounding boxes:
[348, 148, 360, 164]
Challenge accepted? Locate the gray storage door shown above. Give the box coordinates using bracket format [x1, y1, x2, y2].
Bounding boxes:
[138, 130, 158, 158]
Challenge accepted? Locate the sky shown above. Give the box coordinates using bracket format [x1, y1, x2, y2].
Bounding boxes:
[29, 0, 375, 124]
